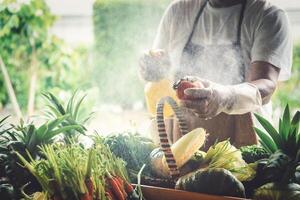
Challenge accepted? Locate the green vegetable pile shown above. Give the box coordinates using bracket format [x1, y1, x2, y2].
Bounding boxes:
[160, 105, 300, 200]
[17, 139, 139, 200]
[240, 145, 270, 164]
[1, 88, 300, 200]
[103, 132, 157, 181]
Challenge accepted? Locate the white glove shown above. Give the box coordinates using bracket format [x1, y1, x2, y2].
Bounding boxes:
[139, 49, 170, 81]
[181, 77, 262, 119]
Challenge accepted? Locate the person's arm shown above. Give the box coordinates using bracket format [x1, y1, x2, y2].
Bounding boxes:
[246, 61, 280, 105]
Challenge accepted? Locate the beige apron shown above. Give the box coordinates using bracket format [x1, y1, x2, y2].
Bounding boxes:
[150, 0, 257, 149]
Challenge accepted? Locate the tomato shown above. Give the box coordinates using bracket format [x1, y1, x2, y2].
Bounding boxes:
[173, 80, 204, 100]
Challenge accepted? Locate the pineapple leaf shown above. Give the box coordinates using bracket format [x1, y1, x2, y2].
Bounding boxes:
[44, 125, 81, 142]
[285, 128, 298, 157]
[291, 111, 300, 134]
[254, 127, 277, 153]
[281, 104, 291, 140]
[260, 140, 273, 153]
[42, 92, 66, 115]
[47, 115, 69, 131]
[74, 94, 87, 122]
[291, 111, 300, 125]
[254, 113, 283, 148]
[0, 115, 10, 128]
[5, 131, 18, 141]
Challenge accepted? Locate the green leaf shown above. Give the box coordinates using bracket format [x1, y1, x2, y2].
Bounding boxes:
[42, 92, 65, 115]
[291, 111, 300, 125]
[66, 90, 78, 115]
[291, 111, 300, 134]
[0, 115, 10, 125]
[25, 125, 35, 144]
[255, 127, 277, 153]
[74, 94, 86, 121]
[254, 113, 283, 148]
[281, 104, 291, 140]
[47, 115, 69, 131]
[44, 125, 81, 142]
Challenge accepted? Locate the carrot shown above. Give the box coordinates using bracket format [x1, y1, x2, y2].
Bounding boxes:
[85, 177, 94, 199]
[105, 192, 113, 200]
[123, 180, 134, 194]
[106, 188, 117, 200]
[114, 176, 127, 198]
[106, 173, 125, 200]
[80, 193, 91, 200]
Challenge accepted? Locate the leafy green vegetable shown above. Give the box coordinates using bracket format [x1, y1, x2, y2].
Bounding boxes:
[0, 113, 80, 198]
[103, 132, 157, 179]
[240, 145, 271, 163]
[202, 140, 256, 181]
[17, 140, 129, 200]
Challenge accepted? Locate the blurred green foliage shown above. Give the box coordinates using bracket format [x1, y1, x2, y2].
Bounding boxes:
[93, 0, 171, 107]
[0, 0, 90, 110]
[273, 44, 300, 108]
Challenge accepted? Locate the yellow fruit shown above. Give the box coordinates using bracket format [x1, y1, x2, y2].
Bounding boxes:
[144, 79, 179, 117]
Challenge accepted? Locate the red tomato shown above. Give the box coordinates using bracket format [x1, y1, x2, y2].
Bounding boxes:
[173, 80, 204, 100]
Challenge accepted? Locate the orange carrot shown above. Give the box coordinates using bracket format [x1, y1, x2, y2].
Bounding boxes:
[123, 180, 134, 194]
[114, 177, 127, 199]
[106, 175, 125, 200]
[105, 192, 113, 200]
[80, 193, 91, 200]
[106, 188, 117, 200]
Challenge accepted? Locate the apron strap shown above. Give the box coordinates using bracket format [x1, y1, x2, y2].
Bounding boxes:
[236, 0, 247, 45]
[184, 0, 208, 47]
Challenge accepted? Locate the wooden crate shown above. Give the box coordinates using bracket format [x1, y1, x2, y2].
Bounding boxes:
[140, 185, 249, 200]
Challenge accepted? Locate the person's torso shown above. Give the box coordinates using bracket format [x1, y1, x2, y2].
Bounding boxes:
[167, 0, 280, 75]
[167, 0, 278, 120]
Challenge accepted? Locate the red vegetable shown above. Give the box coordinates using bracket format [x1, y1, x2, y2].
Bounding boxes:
[85, 177, 94, 199]
[106, 173, 125, 200]
[114, 176, 127, 198]
[105, 191, 114, 200]
[123, 180, 134, 194]
[173, 80, 204, 100]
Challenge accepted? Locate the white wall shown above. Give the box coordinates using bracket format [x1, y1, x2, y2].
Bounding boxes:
[46, 0, 94, 45]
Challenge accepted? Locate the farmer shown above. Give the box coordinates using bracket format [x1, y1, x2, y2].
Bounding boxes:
[139, 0, 292, 149]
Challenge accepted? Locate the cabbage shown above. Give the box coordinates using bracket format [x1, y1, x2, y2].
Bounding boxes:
[203, 140, 256, 181]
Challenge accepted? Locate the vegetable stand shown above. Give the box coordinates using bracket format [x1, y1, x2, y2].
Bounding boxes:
[1, 90, 300, 199]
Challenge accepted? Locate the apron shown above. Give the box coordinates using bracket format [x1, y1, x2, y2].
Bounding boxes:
[167, 0, 257, 150]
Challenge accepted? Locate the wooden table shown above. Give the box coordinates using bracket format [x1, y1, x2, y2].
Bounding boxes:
[140, 185, 249, 200]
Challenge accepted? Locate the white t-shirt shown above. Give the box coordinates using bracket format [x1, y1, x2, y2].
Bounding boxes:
[153, 0, 293, 120]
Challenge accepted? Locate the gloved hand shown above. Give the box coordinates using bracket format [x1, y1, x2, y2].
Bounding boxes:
[180, 76, 262, 119]
[139, 49, 170, 82]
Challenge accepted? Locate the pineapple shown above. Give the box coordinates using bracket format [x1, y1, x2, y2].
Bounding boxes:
[42, 91, 92, 144]
[254, 105, 300, 184]
[254, 104, 300, 159]
[0, 115, 80, 198]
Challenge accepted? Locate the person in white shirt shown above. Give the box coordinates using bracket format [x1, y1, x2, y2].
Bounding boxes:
[139, 0, 292, 149]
